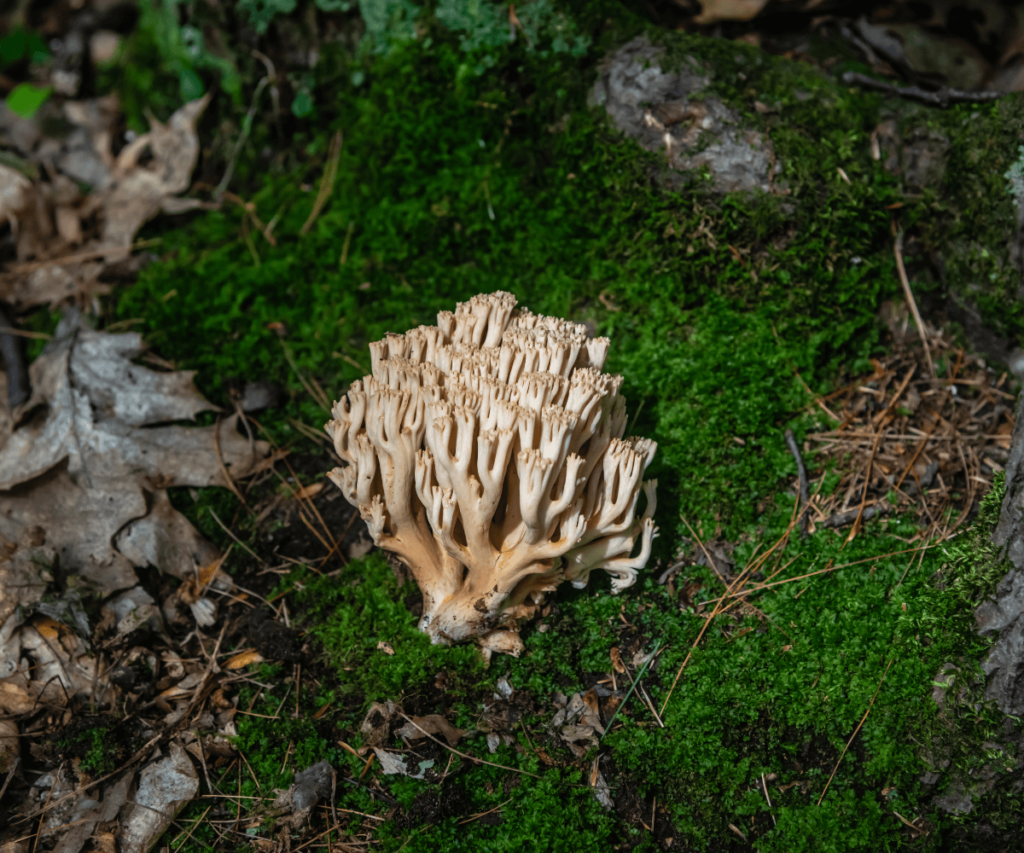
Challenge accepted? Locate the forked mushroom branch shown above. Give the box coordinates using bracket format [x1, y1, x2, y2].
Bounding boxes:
[326, 292, 657, 656]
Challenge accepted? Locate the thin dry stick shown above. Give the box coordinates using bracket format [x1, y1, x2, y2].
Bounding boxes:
[844, 416, 889, 546]
[253, 418, 341, 562]
[301, 130, 343, 235]
[212, 416, 250, 510]
[0, 327, 50, 340]
[761, 772, 776, 826]
[893, 229, 934, 377]
[603, 642, 663, 739]
[871, 364, 917, 428]
[893, 811, 923, 832]
[209, 508, 265, 565]
[398, 713, 541, 778]
[216, 74, 271, 198]
[680, 515, 726, 580]
[950, 439, 977, 533]
[459, 797, 513, 825]
[660, 507, 812, 715]
[172, 805, 212, 850]
[0, 756, 18, 803]
[339, 221, 355, 265]
[702, 544, 940, 606]
[280, 342, 331, 412]
[290, 820, 368, 853]
[817, 658, 894, 806]
[784, 429, 809, 507]
[14, 734, 161, 827]
[10, 244, 127, 273]
[222, 191, 278, 245]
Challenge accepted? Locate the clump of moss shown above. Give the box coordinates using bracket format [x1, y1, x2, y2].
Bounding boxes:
[294, 553, 483, 701]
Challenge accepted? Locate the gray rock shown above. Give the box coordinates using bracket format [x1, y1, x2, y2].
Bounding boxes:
[291, 760, 334, 813]
[590, 35, 781, 195]
[973, 390, 1024, 716]
[976, 567, 1024, 714]
[934, 779, 975, 815]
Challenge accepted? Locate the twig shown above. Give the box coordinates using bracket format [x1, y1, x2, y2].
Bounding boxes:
[290, 820, 369, 853]
[842, 71, 1004, 108]
[172, 805, 212, 850]
[660, 508, 813, 715]
[681, 515, 727, 582]
[784, 429, 809, 537]
[893, 229, 934, 377]
[339, 222, 355, 265]
[701, 544, 940, 607]
[0, 755, 18, 804]
[636, 681, 665, 728]
[301, 130, 343, 235]
[281, 342, 331, 411]
[458, 797, 513, 824]
[784, 429, 809, 506]
[216, 75, 270, 198]
[761, 772, 776, 826]
[209, 508, 266, 565]
[212, 417, 250, 510]
[602, 641, 662, 740]
[817, 658, 894, 806]
[0, 307, 29, 409]
[822, 503, 887, 529]
[398, 713, 541, 778]
[844, 417, 888, 545]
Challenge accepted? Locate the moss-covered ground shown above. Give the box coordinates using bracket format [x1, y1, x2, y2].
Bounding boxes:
[96, 1, 1024, 848]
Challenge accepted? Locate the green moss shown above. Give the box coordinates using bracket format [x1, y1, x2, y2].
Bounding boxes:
[216, 489, 1017, 850]
[113, 8, 915, 537]
[57, 725, 119, 775]
[296, 553, 483, 701]
[103, 3, 1024, 848]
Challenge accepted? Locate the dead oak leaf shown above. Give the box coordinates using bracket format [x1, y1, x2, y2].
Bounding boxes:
[0, 527, 52, 627]
[396, 713, 466, 747]
[0, 310, 272, 594]
[0, 95, 210, 309]
[98, 94, 210, 251]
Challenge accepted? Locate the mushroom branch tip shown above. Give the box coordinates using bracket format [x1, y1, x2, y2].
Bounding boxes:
[325, 291, 658, 656]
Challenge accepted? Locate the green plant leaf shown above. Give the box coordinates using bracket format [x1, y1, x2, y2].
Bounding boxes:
[0, 28, 50, 67]
[179, 68, 204, 101]
[5, 83, 51, 119]
[291, 89, 314, 118]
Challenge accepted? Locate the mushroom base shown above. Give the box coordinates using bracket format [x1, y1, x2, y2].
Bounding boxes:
[415, 561, 561, 658]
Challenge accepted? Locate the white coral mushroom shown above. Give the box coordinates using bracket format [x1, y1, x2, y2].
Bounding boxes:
[326, 292, 657, 656]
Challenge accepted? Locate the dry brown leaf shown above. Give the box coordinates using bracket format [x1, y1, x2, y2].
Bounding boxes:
[0, 164, 31, 227]
[396, 713, 466, 747]
[0, 718, 17, 772]
[99, 95, 210, 250]
[0, 677, 35, 715]
[0, 95, 210, 309]
[0, 310, 272, 595]
[47, 772, 130, 853]
[118, 743, 198, 853]
[610, 646, 626, 673]
[293, 481, 324, 500]
[0, 527, 52, 626]
[224, 650, 264, 670]
[693, 0, 768, 24]
[360, 700, 401, 748]
[8, 619, 107, 707]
